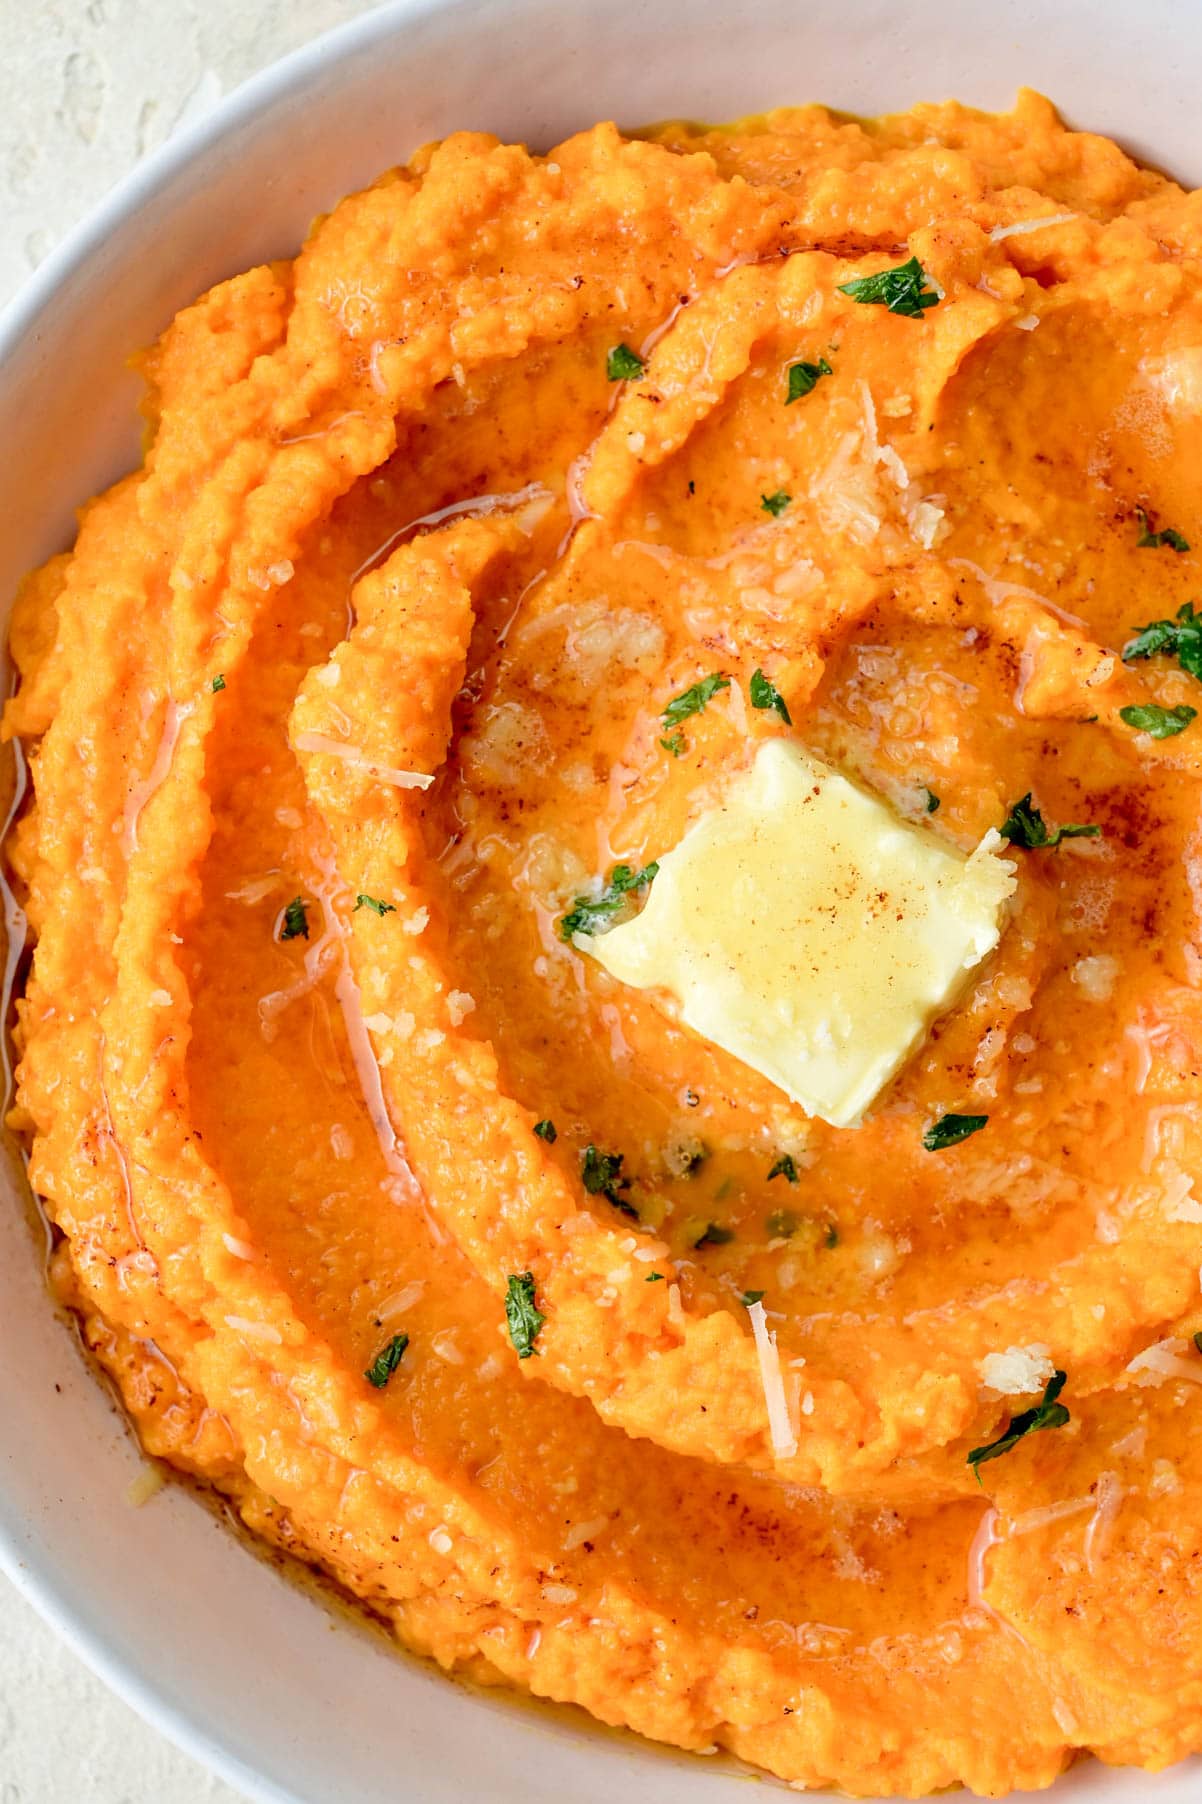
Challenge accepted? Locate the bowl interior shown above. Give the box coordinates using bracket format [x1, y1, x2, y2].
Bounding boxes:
[2, 0, 1201, 1799]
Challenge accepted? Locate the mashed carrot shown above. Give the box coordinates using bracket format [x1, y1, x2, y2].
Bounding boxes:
[8, 89, 1202, 1794]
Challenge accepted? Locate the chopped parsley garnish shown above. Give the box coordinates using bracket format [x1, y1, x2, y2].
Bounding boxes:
[749, 667, 792, 725]
[999, 794, 1100, 850]
[837, 256, 940, 319]
[922, 1113, 988, 1151]
[1120, 702, 1197, 739]
[766, 1208, 799, 1238]
[354, 894, 396, 915]
[646, 1271, 665, 1282]
[1194, 1330, 1202, 1355]
[211, 674, 226, 693]
[767, 1154, 799, 1184]
[560, 861, 659, 940]
[967, 1370, 1070, 1479]
[785, 356, 832, 403]
[606, 343, 644, 382]
[761, 490, 792, 517]
[504, 1272, 545, 1359]
[692, 1221, 733, 1248]
[922, 786, 940, 813]
[740, 1289, 765, 1307]
[581, 1144, 636, 1215]
[280, 896, 310, 941]
[662, 671, 730, 730]
[533, 1118, 557, 1143]
[824, 1222, 839, 1248]
[364, 1332, 409, 1388]
[1123, 600, 1202, 680]
[1135, 508, 1190, 553]
[658, 671, 730, 756]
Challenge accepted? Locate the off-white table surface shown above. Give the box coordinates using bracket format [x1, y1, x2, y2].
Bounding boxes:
[0, 5, 382, 1796]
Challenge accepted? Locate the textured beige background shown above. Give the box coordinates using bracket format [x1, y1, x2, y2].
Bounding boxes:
[0, 4, 381, 1797]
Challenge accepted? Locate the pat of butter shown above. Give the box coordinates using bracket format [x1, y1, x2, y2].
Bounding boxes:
[587, 740, 1015, 1128]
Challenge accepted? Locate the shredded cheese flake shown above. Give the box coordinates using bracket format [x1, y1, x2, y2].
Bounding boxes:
[989, 212, 1076, 241]
[293, 729, 435, 790]
[223, 1314, 283, 1344]
[747, 1298, 798, 1460]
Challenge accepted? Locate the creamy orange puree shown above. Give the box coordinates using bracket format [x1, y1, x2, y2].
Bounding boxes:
[10, 88, 1202, 1795]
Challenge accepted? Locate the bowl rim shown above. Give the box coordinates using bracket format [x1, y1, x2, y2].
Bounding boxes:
[0, 7, 465, 1797]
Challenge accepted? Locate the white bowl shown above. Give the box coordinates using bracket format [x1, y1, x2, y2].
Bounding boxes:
[1, 2, 1200, 1799]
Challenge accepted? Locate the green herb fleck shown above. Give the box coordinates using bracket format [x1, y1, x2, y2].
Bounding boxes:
[692, 1221, 733, 1248]
[998, 794, 1100, 850]
[1120, 702, 1197, 739]
[766, 1208, 799, 1238]
[645, 1271, 665, 1283]
[560, 861, 659, 940]
[967, 1370, 1070, 1479]
[354, 894, 396, 915]
[211, 674, 226, 693]
[1123, 600, 1202, 680]
[749, 667, 792, 725]
[504, 1272, 545, 1359]
[660, 729, 686, 757]
[761, 490, 791, 517]
[533, 1119, 557, 1143]
[923, 1113, 988, 1152]
[662, 671, 730, 731]
[364, 1332, 409, 1388]
[741, 1289, 765, 1307]
[581, 1144, 636, 1216]
[280, 896, 309, 941]
[1135, 508, 1190, 553]
[606, 343, 644, 382]
[922, 786, 940, 813]
[824, 1222, 839, 1248]
[768, 1154, 799, 1185]
[838, 256, 940, 319]
[1194, 1330, 1202, 1355]
[785, 356, 833, 403]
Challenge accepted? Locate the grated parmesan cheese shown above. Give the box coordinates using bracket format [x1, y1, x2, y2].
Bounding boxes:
[979, 1343, 1054, 1396]
[988, 212, 1076, 241]
[293, 729, 434, 790]
[1083, 1471, 1124, 1574]
[125, 1463, 166, 1509]
[1126, 1337, 1202, 1385]
[541, 1584, 577, 1605]
[431, 1329, 465, 1365]
[1005, 1494, 1094, 1537]
[563, 1516, 609, 1551]
[224, 1315, 282, 1344]
[746, 1299, 798, 1460]
[1070, 955, 1119, 1003]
